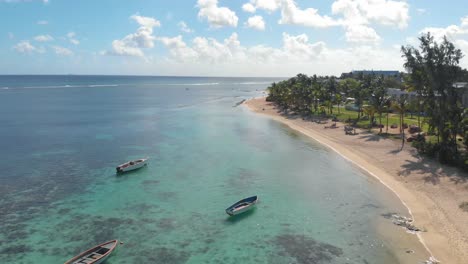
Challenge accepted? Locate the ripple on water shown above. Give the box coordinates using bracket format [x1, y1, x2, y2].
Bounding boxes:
[133, 247, 190, 263]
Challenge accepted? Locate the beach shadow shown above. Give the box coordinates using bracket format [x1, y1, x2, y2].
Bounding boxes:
[358, 132, 382, 142]
[388, 148, 403, 155]
[398, 157, 464, 185]
[284, 113, 301, 120]
[224, 208, 256, 224]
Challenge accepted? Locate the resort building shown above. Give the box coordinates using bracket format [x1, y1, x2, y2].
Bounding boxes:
[341, 70, 401, 79]
[386, 88, 417, 99]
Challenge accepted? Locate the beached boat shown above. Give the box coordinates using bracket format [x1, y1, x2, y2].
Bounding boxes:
[64, 239, 118, 264]
[116, 158, 148, 173]
[225, 196, 258, 216]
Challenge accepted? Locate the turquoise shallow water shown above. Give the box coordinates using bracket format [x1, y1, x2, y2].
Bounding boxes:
[0, 76, 424, 263]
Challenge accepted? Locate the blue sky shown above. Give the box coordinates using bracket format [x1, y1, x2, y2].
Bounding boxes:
[1, 0, 468, 76]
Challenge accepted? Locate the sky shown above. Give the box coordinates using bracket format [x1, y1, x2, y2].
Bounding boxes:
[1, 0, 468, 77]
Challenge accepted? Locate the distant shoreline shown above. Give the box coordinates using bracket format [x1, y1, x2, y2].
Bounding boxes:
[245, 97, 468, 264]
[0, 74, 289, 78]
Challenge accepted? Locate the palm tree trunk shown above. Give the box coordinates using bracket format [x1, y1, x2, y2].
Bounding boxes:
[386, 111, 389, 134]
[417, 102, 421, 128]
[401, 113, 405, 147]
[379, 113, 382, 134]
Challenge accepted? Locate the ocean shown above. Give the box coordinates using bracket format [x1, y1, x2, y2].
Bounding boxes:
[0, 75, 426, 263]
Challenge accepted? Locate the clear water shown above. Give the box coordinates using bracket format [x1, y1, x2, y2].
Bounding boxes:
[0, 76, 423, 263]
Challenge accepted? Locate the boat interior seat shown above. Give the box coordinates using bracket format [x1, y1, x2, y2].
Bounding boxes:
[95, 247, 110, 255]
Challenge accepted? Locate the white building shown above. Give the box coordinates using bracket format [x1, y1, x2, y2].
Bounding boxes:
[386, 88, 417, 99]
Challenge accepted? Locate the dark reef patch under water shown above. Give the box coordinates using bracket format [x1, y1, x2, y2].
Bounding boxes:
[272, 234, 343, 264]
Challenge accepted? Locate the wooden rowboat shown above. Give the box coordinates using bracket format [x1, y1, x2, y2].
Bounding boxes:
[225, 196, 258, 216]
[64, 239, 118, 264]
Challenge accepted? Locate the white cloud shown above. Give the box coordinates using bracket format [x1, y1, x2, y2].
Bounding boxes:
[245, 15, 266, 31]
[416, 8, 426, 15]
[154, 31, 404, 76]
[130, 14, 161, 28]
[197, 0, 238, 28]
[404, 36, 418, 46]
[104, 14, 160, 57]
[249, 0, 282, 12]
[282, 33, 325, 59]
[66, 32, 80, 45]
[159, 33, 244, 63]
[158, 36, 198, 61]
[279, 0, 341, 28]
[178, 21, 193, 33]
[242, 3, 256, 13]
[331, 0, 410, 29]
[37, 20, 48, 25]
[246, 0, 407, 44]
[158, 32, 325, 65]
[52, 46, 73, 56]
[34, 34, 53, 42]
[107, 40, 144, 57]
[344, 24, 381, 44]
[420, 16, 468, 41]
[13, 41, 44, 54]
[328, 0, 409, 44]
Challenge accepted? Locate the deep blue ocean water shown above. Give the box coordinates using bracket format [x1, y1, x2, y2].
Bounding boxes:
[0, 76, 427, 263]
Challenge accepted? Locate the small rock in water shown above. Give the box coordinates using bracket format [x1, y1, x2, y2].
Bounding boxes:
[405, 249, 414, 254]
[233, 99, 246, 107]
[384, 213, 424, 233]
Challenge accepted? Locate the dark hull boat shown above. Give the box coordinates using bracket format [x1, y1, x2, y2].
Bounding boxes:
[225, 196, 258, 216]
[64, 239, 118, 264]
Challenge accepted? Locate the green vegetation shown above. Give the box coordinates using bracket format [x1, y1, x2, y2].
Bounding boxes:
[266, 33, 468, 172]
[460, 202, 468, 212]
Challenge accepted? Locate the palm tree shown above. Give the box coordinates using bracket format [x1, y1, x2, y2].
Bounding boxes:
[363, 105, 377, 129]
[335, 93, 343, 114]
[392, 95, 409, 147]
[369, 76, 388, 134]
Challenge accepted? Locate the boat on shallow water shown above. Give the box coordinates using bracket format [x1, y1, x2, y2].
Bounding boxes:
[225, 196, 258, 216]
[64, 239, 118, 264]
[116, 158, 148, 173]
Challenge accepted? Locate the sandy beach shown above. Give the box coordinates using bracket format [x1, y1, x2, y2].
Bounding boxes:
[246, 97, 468, 264]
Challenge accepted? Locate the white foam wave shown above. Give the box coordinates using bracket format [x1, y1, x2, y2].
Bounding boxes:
[87, 84, 119, 87]
[165, 82, 220, 86]
[22, 84, 119, 89]
[232, 82, 271, 85]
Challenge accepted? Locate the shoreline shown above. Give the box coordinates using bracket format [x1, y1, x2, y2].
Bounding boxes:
[245, 97, 468, 264]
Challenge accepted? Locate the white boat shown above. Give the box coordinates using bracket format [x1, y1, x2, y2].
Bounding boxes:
[64, 239, 118, 264]
[225, 196, 258, 216]
[116, 158, 148, 173]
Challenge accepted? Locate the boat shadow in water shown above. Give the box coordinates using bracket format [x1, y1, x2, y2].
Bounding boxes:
[115, 166, 148, 177]
[114, 166, 147, 177]
[224, 207, 257, 224]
